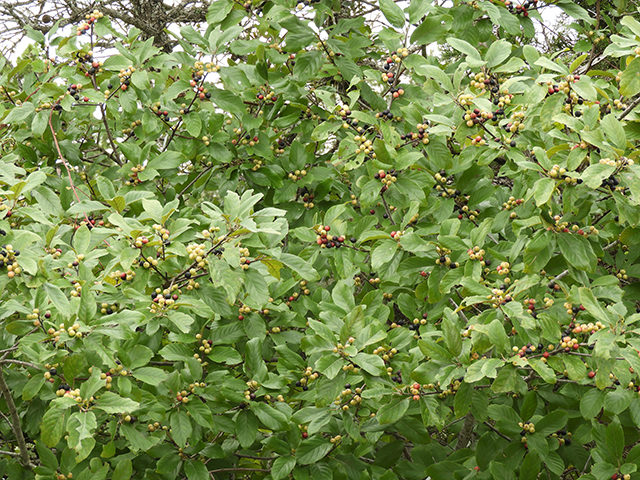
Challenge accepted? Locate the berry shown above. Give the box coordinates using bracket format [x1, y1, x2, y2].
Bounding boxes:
[588, 371, 595, 378]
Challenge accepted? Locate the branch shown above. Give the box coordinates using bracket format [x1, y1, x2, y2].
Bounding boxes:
[0, 359, 40, 369]
[483, 421, 512, 442]
[209, 468, 271, 474]
[0, 367, 32, 468]
[454, 413, 475, 450]
[380, 192, 396, 225]
[619, 97, 640, 121]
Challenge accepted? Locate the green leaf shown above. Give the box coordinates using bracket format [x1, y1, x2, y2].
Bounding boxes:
[251, 402, 291, 431]
[132, 367, 168, 386]
[605, 416, 624, 462]
[579, 288, 609, 322]
[278, 253, 319, 281]
[556, 233, 596, 272]
[533, 178, 556, 206]
[377, 397, 410, 425]
[208, 87, 246, 115]
[41, 407, 66, 447]
[236, 409, 258, 448]
[113, 459, 133, 480]
[620, 56, 640, 97]
[485, 40, 512, 68]
[271, 456, 296, 480]
[170, 410, 192, 448]
[43, 283, 72, 317]
[95, 392, 140, 414]
[580, 163, 616, 189]
[447, 37, 481, 60]
[295, 436, 333, 465]
[535, 410, 567, 437]
[410, 15, 450, 46]
[441, 308, 462, 356]
[379, 0, 405, 27]
[604, 388, 632, 415]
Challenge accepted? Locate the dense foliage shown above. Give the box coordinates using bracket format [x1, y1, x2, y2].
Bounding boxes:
[2, 1, 640, 479]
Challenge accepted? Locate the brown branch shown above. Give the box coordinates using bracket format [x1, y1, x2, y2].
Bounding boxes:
[0, 367, 32, 468]
[209, 468, 271, 474]
[0, 359, 40, 369]
[619, 97, 640, 121]
[454, 413, 475, 450]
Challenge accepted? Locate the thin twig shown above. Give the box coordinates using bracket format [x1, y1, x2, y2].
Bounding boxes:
[483, 421, 512, 442]
[380, 192, 396, 225]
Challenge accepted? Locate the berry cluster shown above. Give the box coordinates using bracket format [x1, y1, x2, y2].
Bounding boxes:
[0, 245, 21, 279]
[496, 261, 511, 276]
[149, 287, 181, 313]
[65, 83, 87, 103]
[117, 66, 136, 91]
[315, 225, 345, 249]
[333, 382, 363, 411]
[287, 168, 307, 181]
[255, 85, 277, 102]
[123, 163, 147, 186]
[375, 108, 395, 121]
[400, 122, 430, 146]
[505, 0, 536, 16]
[435, 246, 459, 268]
[100, 302, 118, 315]
[354, 135, 376, 159]
[294, 366, 318, 391]
[238, 304, 251, 320]
[512, 343, 540, 357]
[231, 131, 260, 147]
[47, 322, 83, 343]
[487, 286, 512, 308]
[74, 50, 103, 78]
[187, 243, 209, 269]
[151, 103, 172, 122]
[76, 10, 103, 35]
[375, 169, 398, 189]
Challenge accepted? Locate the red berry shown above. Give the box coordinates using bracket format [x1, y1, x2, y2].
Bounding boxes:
[543, 352, 549, 358]
[370, 209, 375, 215]
[238, 315, 244, 320]
[289, 296, 294, 302]
[120, 272, 127, 280]
[573, 343, 579, 350]
[420, 271, 427, 277]
[324, 225, 330, 231]
[302, 432, 308, 438]
[588, 371, 595, 378]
